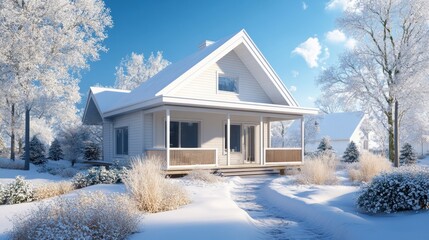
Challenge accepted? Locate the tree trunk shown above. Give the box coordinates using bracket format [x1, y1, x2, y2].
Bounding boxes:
[24, 106, 30, 170]
[387, 109, 395, 162]
[9, 103, 15, 160]
[18, 138, 23, 154]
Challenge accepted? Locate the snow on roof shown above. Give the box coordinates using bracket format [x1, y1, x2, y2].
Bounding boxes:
[90, 87, 130, 113]
[104, 32, 235, 112]
[313, 111, 365, 140]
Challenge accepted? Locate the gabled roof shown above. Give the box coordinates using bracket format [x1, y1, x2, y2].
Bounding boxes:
[82, 87, 130, 125]
[83, 29, 315, 123]
[311, 111, 365, 141]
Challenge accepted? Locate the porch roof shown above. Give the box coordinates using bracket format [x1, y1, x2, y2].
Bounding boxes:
[104, 95, 318, 118]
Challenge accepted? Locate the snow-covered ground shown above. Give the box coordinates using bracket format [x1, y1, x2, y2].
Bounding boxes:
[2, 158, 429, 239]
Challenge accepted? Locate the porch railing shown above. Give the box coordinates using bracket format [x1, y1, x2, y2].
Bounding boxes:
[145, 148, 217, 168]
[265, 148, 302, 164]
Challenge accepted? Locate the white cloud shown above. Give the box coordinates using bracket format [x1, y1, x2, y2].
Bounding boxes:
[302, 2, 308, 10]
[291, 70, 299, 78]
[289, 85, 297, 92]
[292, 37, 322, 68]
[345, 38, 357, 49]
[320, 47, 330, 64]
[308, 96, 315, 102]
[326, 29, 346, 43]
[325, 0, 357, 12]
[325, 29, 358, 50]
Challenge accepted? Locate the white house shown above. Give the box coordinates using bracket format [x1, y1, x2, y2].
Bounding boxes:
[82, 29, 318, 172]
[305, 111, 368, 155]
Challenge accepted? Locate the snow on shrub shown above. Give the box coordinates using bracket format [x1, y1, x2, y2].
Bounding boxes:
[187, 169, 223, 183]
[48, 138, 63, 161]
[399, 143, 417, 166]
[0, 159, 24, 170]
[123, 156, 189, 213]
[84, 142, 101, 161]
[37, 163, 79, 178]
[297, 153, 337, 185]
[10, 192, 140, 240]
[342, 141, 360, 163]
[357, 166, 429, 213]
[33, 181, 75, 200]
[21, 136, 47, 165]
[348, 152, 391, 182]
[0, 176, 34, 205]
[72, 166, 126, 189]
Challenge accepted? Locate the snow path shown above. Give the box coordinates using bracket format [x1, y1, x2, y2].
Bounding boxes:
[231, 177, 328, 240]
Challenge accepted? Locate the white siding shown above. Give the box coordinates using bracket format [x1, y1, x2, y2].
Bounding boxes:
[102, 122, 113, 162]
[144, 113, 153, 150]
[112, 111, 144, 160]
[172, 51, 272, 104]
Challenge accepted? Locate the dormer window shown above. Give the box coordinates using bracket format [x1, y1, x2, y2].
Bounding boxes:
[218, 74, 238, 93]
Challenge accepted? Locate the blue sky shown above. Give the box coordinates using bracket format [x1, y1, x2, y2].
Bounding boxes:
[79, 0, 355, 110]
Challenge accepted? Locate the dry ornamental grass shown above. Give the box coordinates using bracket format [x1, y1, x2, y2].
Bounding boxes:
[297, 153, 338, 185]
[348, 152, 392, 182]
[123, 156, 190, 213]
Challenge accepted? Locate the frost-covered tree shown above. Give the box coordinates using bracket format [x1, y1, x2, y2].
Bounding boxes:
[0, 0, 112, 169]
[22, 136, 46, 165]
[58, 125, 90, 166]
[318, 0, 429, 161]
[342, 141, 360, 163]
[399, 143, 417, 166]
[115, 52, 170, 90]
[48, 139, 63, 161]
[84, 142, 101, 161]
[317, 137, 333, 153]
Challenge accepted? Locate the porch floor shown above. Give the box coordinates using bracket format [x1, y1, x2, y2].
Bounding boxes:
[165, 164, 302, 177]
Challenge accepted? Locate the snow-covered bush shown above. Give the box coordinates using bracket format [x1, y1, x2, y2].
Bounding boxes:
[72, 166, 126, 189]
[317, 137, 334, 154]
[187, 169, 223, 183]
[10, 192, 140, 240]
[0, 184, 5, 204]
[348, 152, 391, 182]
[33, 181, 75, 200]
[123, 156, 189, 213]
[297, 153, 337, 185]
[0, 159, 24, 170]
[400, 143, 417, 166]
[48, 138, 63, 161]
[22, 136, 46, 165]
[357, 166, 429, 213]
[37, 163, 79, 178]
[342, 141, 359, 163]
[84, 142, 101, 161]
[0, 176, 34, 205]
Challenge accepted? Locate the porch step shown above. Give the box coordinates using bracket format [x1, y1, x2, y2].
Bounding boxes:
[215, 167, 279, 177]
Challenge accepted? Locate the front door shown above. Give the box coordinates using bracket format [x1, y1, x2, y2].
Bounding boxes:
[243, 125, 255, 163]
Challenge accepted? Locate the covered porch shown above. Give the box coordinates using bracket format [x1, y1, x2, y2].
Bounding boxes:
[144, 105, 304, 170]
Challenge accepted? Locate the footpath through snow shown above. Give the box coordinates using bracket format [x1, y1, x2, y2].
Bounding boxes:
[230, 177, 328, 240]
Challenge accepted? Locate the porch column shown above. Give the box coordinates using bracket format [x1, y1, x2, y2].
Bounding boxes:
[166, 109, 170, 169]
[260, 116, 264, 166]
[301, 116, 305, 162]
[268, 120, 271, 148]
[227, 113, 230, 166]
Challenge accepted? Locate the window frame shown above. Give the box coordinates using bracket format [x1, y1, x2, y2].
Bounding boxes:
[165, 120, 201, 148]
[115, 127, 129, 156]
[217, 72, 239, 94]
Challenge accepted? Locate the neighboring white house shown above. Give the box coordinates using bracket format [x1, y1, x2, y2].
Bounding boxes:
[305, 111, 368, 155]
[82, 29, 318, 171]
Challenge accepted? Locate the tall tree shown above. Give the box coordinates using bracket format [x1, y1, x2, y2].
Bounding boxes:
[318, 0, 429, 161]
[114, 51, 170, 90]
[0, 0, 112, 169]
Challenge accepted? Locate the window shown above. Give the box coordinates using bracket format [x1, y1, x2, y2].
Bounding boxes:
[167, 121, 199, 148]
[218, 74, 238, 93]
[115, 127, 128, 155]
[225, 124, 241, 152]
